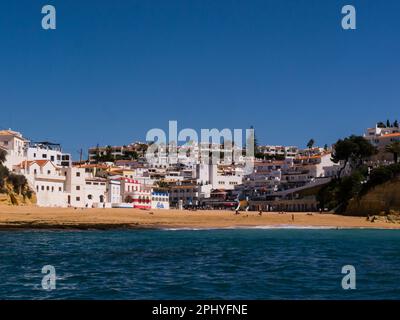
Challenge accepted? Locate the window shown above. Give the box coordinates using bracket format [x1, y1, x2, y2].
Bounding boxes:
[47, 170, 51, 175]
[88, 195, 93, 200]
[50, 156, 54, 161]
[36, 186, 39, 192]
[59, 187, 62, 191]
[42, 154, 47, 158]
[76, 172, 81, 177]
[46, 186, 50, 191]
[33, 153, 36, 158]
[51, 186, 54, 192]
[41, 186, 44, 191]
[76, 186, 80, 191]
[76, 197, 80, 201]
[34, 169, 37, 174]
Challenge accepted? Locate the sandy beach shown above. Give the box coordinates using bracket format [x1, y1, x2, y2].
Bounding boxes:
[0, 205, 399, 230]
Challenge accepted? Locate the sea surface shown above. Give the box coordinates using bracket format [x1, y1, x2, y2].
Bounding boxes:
[0, 228, 400, 299]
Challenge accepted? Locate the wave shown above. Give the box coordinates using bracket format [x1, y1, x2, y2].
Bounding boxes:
[161, 225, 340, 231]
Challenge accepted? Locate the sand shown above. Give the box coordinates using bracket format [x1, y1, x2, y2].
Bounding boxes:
[0, 205, 399, 230]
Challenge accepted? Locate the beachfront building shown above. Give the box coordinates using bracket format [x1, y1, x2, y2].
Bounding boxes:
[120, 177, 152, 209]
[151, 191, 170, 209]
[61, 166, 109, 208]
[169, 183, 199, 207]
[15, 160, 67, 207]
[0, 129, 29, 171]
[84, 177, 107, 208]
[61, 166, 86, 207]
[107, 178, 122, 205]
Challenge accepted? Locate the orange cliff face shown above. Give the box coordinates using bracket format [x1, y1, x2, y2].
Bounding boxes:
[346, 179, 400, 216]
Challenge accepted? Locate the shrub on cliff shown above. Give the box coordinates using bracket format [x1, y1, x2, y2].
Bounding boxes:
[317, 169, 366, 213]
[360, 163, 400, 196]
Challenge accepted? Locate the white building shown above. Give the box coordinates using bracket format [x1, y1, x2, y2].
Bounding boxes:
[61, 166, 86, 207]
[107, 178, 122, 204]
[27, 142, 71, 167]
[84, 177, 107, 208]
[258, 145, 298, 158]
[0, 130, 29, 171]
[364, 125, 400, 149]
[196, 164, 243, 191]
[15, 160, 66, 207]
[151, 191, 170, 209]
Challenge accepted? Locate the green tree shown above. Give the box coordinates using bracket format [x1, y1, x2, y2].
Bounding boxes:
[385, 141, 400, 163]
[8, 173, 28, 195]
[386, 119, 391, 128]
[332, 135, 377, 178]
[156, 180, 169, 188]
[377, 121, 386, 128]
[394, 120, 399, 128]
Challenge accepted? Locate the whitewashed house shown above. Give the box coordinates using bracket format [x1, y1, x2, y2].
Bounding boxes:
[0, 130, 29, 171]
[15, 160, 66, 207]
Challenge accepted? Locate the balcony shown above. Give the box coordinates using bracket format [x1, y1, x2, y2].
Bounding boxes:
[34, 173, 66, 181]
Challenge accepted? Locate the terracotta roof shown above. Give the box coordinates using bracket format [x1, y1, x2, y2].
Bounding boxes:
[254, 161, 284, 166]
[16, 160, 52, 168]
[295, 152, 331, 161]
[378, 133, 400, 138]
[76, 164, 109, 169]
[0, 130, 18, 136]
[0, 130, 28, 141]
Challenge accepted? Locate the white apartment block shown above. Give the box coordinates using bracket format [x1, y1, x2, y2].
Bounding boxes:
[196, 163, 243, 191]
[258, 145, 299, 158]
[364, 125, 400, 149]
[27, 142, 71, 167]
[281, 152, 340, 187]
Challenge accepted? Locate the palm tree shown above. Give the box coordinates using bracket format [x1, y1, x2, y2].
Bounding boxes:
[385, 141, 400, 163]
[307, 139, 315, 149]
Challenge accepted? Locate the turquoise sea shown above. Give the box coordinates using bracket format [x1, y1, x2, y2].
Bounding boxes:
[0, 228, 399, 299]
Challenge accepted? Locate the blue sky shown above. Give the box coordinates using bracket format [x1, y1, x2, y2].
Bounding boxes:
[1, 0, 399, 158]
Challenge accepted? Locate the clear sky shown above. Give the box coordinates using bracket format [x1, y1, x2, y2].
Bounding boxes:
[1, 0, 399, 158]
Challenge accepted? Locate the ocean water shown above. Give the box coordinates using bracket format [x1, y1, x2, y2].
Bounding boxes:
[0, 228, 400, 300]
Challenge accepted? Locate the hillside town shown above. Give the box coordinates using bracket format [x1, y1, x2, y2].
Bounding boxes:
[1, 121, 399, 212]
